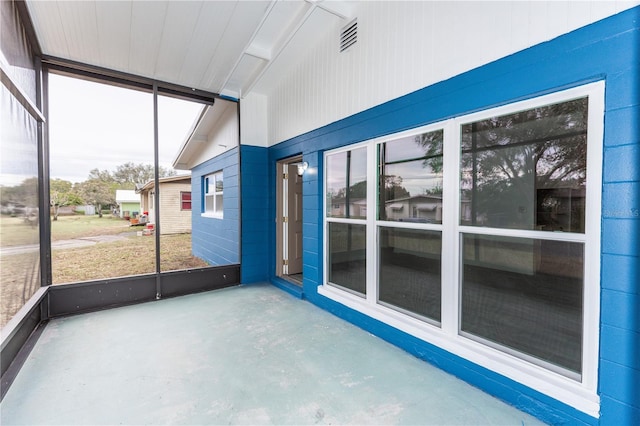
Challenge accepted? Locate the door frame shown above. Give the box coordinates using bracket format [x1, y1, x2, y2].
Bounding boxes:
[276, 155, 303, 282]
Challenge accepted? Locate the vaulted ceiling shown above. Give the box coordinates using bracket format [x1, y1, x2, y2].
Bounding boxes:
[25, 0, 353, 99]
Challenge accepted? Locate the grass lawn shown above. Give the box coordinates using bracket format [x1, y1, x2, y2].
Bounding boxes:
[0, 216, 39, 247]
[1, 233, 208, 328]
[52, 233, 209, 284]
[1, 213, 210, 328]
[51, 214, 131, 241]
[0, 251, 40, 328]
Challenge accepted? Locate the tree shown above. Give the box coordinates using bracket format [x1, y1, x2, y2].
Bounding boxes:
[50, 179, 83, 220]
[77, 169, 118, 218]
[0, 177, 39, 212]
[113, 162, 176, 189]
[415, 131, 444, 175]
[382, 175, 410, 201]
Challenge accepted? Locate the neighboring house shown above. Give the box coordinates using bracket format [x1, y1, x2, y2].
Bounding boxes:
[137, 175, 192, 235]
[176, 6, 640, 426]
[383, 195, 443, 223]
[114, 190, 140, 219]
[327, 198, 366, 218]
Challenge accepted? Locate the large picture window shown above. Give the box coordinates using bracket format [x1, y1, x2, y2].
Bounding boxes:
[459, 97, 589, 378]
[321, 82, 603, 410]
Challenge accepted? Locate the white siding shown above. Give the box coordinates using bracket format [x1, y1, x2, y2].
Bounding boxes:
[190, 103, 238, 167]
[257, 0, 638, 146]
[240, 92, 268, 147]
[159, 182, 192, 235]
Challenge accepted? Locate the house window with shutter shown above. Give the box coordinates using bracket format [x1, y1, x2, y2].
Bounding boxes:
[180, 191, 191, 211]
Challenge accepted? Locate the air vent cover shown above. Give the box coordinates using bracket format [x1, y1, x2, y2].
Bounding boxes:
[340, 19, 357, 52]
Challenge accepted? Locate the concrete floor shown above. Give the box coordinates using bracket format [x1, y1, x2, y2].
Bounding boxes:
[1, 284, 546, 425]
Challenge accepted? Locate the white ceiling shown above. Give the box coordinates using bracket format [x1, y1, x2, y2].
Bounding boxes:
[25, 0, 352, 99]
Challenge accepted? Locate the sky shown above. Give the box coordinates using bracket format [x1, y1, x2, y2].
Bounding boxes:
[48, 74, 204, 184]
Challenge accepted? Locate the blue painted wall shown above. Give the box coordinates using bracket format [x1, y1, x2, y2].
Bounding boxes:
[191, 147, 240, 266]
[239, 145, 270, 283]
[240, 7, 639, 425]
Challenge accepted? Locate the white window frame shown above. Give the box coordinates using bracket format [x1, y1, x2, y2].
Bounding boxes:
[324, 141, 371, 297]
[319, 81, 604, 417]
[202, 171, 223, 218]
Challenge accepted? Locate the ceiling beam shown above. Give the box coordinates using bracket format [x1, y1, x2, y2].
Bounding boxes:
[241, 2, 318, 97]
[219, 0, 278, 97]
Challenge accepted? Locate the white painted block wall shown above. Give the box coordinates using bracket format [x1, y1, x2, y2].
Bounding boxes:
[240, 0, 639, 147]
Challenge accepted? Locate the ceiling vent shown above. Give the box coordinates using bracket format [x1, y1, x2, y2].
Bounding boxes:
[340, 19, 357, 52]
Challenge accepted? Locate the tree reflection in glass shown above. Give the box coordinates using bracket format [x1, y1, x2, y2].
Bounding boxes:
[460, 98, 588, 232]
[326, 147, 367, 219]
[378, 130, 443, 223]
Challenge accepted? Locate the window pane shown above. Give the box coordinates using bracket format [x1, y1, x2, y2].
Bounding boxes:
[460, 234, 583, 374]
[460, 98, 588, 232]
[157, 95, 206, 272]
[215, 194, 223, 213]
[380, 130, 443, 223]
[205, 195, 214, 212]
[49, 74, 156, 284]
[215, 174, 223, 192]
[379, 227, 441, 322]
[1, 84, 40, 329]
[326, 147, 367, 219]
[348, 148, 367, 219]
[326, 152, 347, 217]
[328, 223, 366, 295]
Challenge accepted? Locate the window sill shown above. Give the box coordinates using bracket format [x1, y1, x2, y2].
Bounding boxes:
[201, 213, 223, 219]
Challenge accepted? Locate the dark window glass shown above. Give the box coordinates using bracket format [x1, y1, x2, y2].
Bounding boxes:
[328, 223, 366, 295]
[460, 234, 584, 374]
[460, 98, 588, 232]
[379, 130, 443, 223]
[378, 227, 441, 322]
[326, 147, 367, 219]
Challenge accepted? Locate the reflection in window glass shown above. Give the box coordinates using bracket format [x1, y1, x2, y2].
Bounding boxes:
[328, 223, 366, 295]
[460, 98, 588, 232]
[378, 227, 441, 322]
[460, 234, 584, 374]
[379, 130, 443, 223]
[0, 84, 40, 329]
[326, 147, 367, 219]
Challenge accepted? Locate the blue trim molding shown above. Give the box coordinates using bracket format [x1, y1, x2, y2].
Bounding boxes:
[240, 7, 639, 425]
